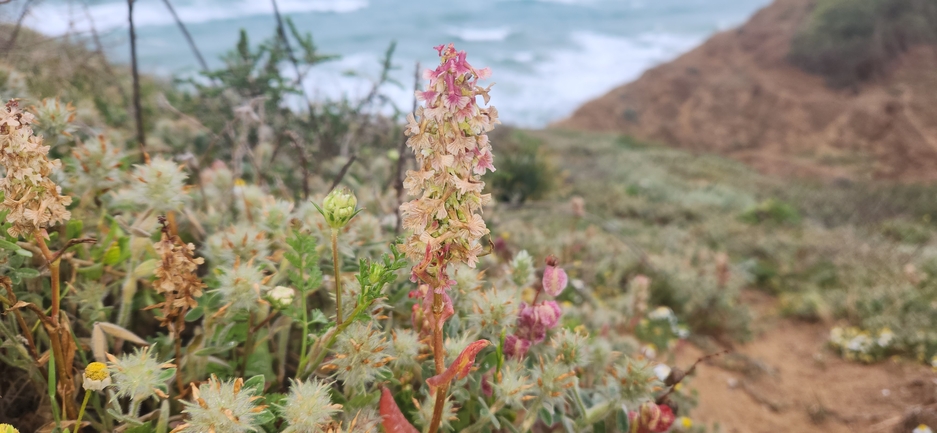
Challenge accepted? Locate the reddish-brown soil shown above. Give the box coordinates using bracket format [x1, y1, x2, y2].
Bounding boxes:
[673, 292, 936, 433]
[554, 0, 937, 182]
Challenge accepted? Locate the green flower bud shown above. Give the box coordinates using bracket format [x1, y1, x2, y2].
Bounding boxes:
[268, 285, 295, 310]
[316, 189, 360, 230]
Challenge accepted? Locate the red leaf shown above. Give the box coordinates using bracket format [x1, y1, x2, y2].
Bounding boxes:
[426, 339, 490, 392]
[380, 387, 419, 433]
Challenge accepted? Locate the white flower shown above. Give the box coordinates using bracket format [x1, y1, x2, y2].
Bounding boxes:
[653, 364, 672, 382]
[82, 362, 112, 391]
[913, 425, 933, 433]
[876, 328, 894, 347]
[648, 306, 674, 320]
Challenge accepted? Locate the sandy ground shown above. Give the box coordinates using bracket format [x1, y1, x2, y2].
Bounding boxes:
[672, 291, 936, 433]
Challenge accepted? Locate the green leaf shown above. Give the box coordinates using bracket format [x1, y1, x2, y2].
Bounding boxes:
[16, 268, 40, 279]
[185, 306, 204, 322]
[539, 407, 553, 426]
[0, 238, 19, 250]
[66, 220, 84, 240]
[76, 263, 104, 280]
[123, 421, 155, 433]
[616, 407, 630, 432]
[243, 374, 266, 393]
[14, 248, 32, 257]
[102, 242, 121, 266]
[592, 420, 607, 433]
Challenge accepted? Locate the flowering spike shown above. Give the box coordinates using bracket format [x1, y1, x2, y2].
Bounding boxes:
[379, 387, 419, 433]
[426, 340, 491, 391]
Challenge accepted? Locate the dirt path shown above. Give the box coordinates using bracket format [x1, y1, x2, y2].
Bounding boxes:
[672, 292, 936, 433]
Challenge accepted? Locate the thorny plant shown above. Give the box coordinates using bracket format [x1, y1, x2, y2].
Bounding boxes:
[0, 40, 714, 433]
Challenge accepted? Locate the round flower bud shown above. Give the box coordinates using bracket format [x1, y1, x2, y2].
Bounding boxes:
[318, 188, 359, 230]
[268, 285, 295, 310]
[82, 362, 112, 391]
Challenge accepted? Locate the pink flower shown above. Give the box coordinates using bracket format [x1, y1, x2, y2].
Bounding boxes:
[629, 402, 676, 433]
[542, 255, 568, 297]
[503, 334, 531, 359]
[515, 301, 562, 343]
[426, 340, 491, 392]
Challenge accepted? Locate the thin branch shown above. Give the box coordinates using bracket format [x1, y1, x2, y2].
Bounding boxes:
[328, 154, 357, 193]
[270, 0, 312, 107]
[394, 61, 420, 234]
[1, 0, 34, 54]
[160, 0, 211, 75]
[128, 0, 148, 162]
[80, 1, 130, 104]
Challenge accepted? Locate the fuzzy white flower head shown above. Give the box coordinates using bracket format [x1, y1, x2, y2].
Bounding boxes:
[203, 223, 270, 266]
[550, 328, 591, 369]
[82, 362, 112, 392]
[31, 97, 76, 144]
[467, 287, 519, 337]
[494, 359, 534, 408]
[510, 250, 534, 287]
[117, 156, 190, 213]
[281, 379, 342, 433]
[390, 328, 422, 371]
[328, 322, 393, 391]
[268, 285, 295, 310]
[214, 260, 268, 315]
[67, 135, 125, 194]
[173, 376, 265, 433]
[106, 345, 174, 401]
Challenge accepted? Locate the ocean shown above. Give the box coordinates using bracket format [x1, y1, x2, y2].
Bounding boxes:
[6, 0, 770, 127]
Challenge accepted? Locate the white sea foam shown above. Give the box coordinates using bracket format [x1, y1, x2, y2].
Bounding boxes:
[23, 0, 368, 36]
[449, 27, 513, 42]
[492, 31, 701, 126]
[290, 31, 700, 127]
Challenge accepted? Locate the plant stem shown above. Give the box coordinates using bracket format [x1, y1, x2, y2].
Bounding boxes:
[35, 229, 78, 418]
[303, 300, 370, 377]
[572, 384, 588, 418]
[462, 400, 505, 433]
[331, 229, 342, 325]
[428, 291, 448, 433]
[240, 311, 256, 377]
[297, 259, 310, 376]
[74, 390, 92, 432]
[33, 231, 59, 324]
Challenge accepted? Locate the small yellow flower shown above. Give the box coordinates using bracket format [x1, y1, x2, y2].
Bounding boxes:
[678, 416, 693, 428]
[0, 423, 20, 433]
[83, 362, 112, 391]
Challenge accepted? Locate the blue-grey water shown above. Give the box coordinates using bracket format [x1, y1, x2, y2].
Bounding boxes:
[4, 0, 770, 126]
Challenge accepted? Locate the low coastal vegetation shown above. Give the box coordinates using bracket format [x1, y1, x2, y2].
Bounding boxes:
[1, 4, 937, 432]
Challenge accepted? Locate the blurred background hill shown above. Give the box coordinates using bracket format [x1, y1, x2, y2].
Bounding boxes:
[557, 0, 937, 182]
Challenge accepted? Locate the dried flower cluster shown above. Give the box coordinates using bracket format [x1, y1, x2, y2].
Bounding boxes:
[147, 221, 206, 330]
[0, 100, 71, 237]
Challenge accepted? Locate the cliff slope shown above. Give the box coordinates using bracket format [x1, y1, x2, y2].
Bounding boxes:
[555, 0, 937, 181]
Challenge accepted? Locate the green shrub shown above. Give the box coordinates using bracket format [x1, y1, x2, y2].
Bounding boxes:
[739, 198, 801, 225]
[789, 0, 937, 88]
[486, 130, 555, 204]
